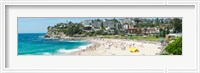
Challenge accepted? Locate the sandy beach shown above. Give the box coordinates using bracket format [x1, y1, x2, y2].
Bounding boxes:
[64, 37, 163, 56]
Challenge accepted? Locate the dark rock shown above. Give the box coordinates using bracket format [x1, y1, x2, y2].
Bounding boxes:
[44, 35, 50, 38]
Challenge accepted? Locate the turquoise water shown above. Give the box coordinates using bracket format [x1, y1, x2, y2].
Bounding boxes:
[18, 33, 91, 55]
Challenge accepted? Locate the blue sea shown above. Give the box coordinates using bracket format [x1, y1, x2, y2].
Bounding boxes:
[18, 33, 91, 55]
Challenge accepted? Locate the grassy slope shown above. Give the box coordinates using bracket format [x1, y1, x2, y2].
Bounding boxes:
[98, 35, 161, 41]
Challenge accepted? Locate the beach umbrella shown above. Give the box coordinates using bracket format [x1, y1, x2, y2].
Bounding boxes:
[129, 47, 139, 53]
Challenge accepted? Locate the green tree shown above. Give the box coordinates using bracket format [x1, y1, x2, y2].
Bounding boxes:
[96, 19, 101, 21]
[114, 28, 119, 35]
[68, 21, 72, 24]
[163, 28, 166, 37]
[134, 18, 140, 25]
[101, 22, 105, 30]
[155, 18, 160, 24]
[47, 26, 51, 30]
[166, 27, 170, 34]
[159, 28, 163, 37]
[96, 29, 104, 35]
[170, 18, 182, 33]
[165, 37, 182, 55]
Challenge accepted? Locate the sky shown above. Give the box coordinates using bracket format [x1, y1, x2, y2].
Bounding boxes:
[18, 17, 121, 33]
[18, 17, 171, 33]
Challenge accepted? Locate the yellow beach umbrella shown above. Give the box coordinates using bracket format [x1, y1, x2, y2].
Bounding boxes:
[129, 47, 139, 53]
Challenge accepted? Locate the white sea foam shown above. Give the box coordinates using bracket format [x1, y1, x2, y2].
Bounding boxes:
[42, 52, 52, 55]
[22, 54, 34, 56]
[67, 40, 86, 42]
[78, 43, 94, 50]
[21, 52, 53, 55]
[59, 39, 64, 41]
[38, 36, 44, 38]
[43, 37, 59, 40]
[56, 43, 94, 55]
[57, 48, 79, 54]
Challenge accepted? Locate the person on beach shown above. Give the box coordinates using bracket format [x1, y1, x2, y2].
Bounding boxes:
[133, 42, 135, 47]
[78, 52, 81, 55]
[108, 44, 111, 49]
[121, 45, 126, 50]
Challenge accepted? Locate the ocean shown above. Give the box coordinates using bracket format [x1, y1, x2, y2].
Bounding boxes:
[18, 33, 91, 55]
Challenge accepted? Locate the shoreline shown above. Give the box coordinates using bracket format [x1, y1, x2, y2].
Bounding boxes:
[54, 37, 162, 56]
[20, 36, 162, 56]
[43, 36, 163, 56]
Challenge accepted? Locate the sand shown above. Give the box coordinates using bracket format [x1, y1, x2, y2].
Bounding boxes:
[67, 38, 162, 56]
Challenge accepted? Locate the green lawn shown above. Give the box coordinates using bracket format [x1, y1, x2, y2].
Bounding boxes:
[127, 36, 161, 41]
[97, 35, 161, 41]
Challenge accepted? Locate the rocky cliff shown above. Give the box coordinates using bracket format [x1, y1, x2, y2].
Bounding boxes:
[44, 26, 66, 38]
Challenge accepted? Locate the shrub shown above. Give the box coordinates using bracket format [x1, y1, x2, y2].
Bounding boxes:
[165, 37, 182, 55]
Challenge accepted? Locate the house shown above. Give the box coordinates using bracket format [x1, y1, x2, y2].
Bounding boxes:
[144, 27, 159, 35]
[84, 26, 93, 30]
[103, 20, 115, 29]
[81, 20, 92, 26]
[119, 18, 135, 25]
[117, 23, 123, 29]
[165, 33, 182, 43]
[92, 21, 102, 29]
[123, 23, 129, 29]
[81, 20, 93, 31]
